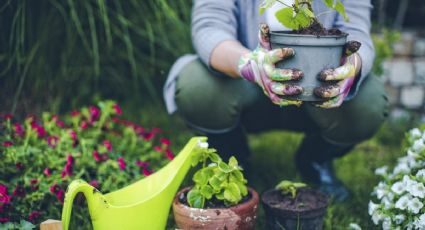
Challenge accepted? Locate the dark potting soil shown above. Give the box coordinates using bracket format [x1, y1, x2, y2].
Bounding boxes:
[291, 21, 345, 36]
[179, 190, 252, 209]
[263, 188, 327, 212]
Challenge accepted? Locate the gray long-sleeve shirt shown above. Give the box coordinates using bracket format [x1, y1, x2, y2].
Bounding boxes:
[164, 0, 375, 114]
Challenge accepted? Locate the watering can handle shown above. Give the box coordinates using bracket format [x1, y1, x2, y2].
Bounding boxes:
[61, 180, 96, 230]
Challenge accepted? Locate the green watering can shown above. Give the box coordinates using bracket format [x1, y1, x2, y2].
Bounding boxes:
[61, 137, 206, 230]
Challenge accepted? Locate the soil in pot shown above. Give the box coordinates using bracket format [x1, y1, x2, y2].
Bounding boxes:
[262, 188, 328, 230]
[173, 187, 259, 230]
[270, 21, 348, 102]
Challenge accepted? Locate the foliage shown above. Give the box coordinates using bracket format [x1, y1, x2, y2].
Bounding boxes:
[372, 29, 401, 77]
[369, 127, 425, 229]
[0, 101, 174, 228]
[0, 0, 192, 113]
[186, 144, 248, 208]
[259, 0, 348, 30]
[275, 180, 307, 199]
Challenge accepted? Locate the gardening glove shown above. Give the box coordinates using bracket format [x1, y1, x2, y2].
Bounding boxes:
[313, 41, 362, 108]
[238, 23, 304, 107]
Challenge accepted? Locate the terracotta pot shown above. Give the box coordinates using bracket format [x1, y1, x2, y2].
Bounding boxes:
[262, 188, 328, 230]
[172, 187, 259, 230]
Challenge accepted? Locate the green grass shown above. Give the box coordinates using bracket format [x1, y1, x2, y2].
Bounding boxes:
[117, 102, 411, 230]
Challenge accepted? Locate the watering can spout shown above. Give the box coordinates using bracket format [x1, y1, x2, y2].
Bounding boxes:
[62, 137, 207, 230]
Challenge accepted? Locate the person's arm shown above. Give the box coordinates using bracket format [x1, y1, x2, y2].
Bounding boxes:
[210, 41, 250, 78]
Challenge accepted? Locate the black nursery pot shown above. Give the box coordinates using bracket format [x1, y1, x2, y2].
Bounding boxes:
[261, 188, 329, 230]
[270, 32, 347, 102]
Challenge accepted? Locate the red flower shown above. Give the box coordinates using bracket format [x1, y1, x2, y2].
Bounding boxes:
[29, 210, 41, 223]
[103, 140, 112, 152]
[165, 149, 174, 160]
[61, 155, 74, 178]
[52, 115, 65, 128]
[13, 184, 25, 197]
[113, 104, 122, 116]
[153, 146, 162, 152]
[49, 184, 60, 194]
[67, 154, 74, 165]
[142, 168, 152, 176]
[89, 180, 99, 188]
[3, 114, 13, 120]
[92, 150, 108, 162]
[0, 184, 11, 204]
[69, 130, 77, 141]
[135, 160, 149, 168]
[143, 132, 155, 141]
[56, 189, 65, 203]
[30, 179, 39, 191]
[31, 123, 46, 138]
[117, 157, 126, 170]
[133, 125, 145, 135]
[0, 217, 10, 223]
[47, 136, 59, 148]
[89, 106, 100, 123]
[15, 162, 24, 171]
[80, 121, 88, 129]
[2, 141, 13, 147]
[44, 168, 52, 177]
[14, 123, 25, 137]
[160, 138, 171, 146]
[70, 111, 80, 117]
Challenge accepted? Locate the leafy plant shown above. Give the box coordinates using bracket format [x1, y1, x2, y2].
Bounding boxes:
[372, 29, 401, 77]
[186, 147, 248, 208]
[0, 100, 174, 228]
[259, 0, 348, 30]
[276, 180, 307, 199]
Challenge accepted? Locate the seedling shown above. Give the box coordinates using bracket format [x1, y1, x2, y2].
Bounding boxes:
[275, 180, 307, 199]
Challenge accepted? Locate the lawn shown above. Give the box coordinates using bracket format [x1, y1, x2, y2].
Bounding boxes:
[123, 102, 411, 229]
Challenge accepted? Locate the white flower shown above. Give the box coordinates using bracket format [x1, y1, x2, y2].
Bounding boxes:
[376, 187, 388, 199]
[393, 162, 411, 175]
[403, 175, 416, 187]
[382, 217, 392, 230]
[375, 166, 388, 176]
[197, 141, 209, 149]
[412, 139, 425, 153]
[381, 196, 393, 210]
[407, 181, 425, 198]
[410, 128, 422, 139]
[417, 169, 425, 180]
[348, 223, 362, 230]
[395, 194, 411, 210]
[394, 214, 405, 225]
[391, 181, 405, 195]
[408, 149, 418, 158]
[414, 213, 425, 229]
[368, 201, 379, 215]
[372, 210, 385, 225]
[407, 197, 423, 214]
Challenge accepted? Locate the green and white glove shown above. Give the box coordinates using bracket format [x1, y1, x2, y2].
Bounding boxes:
[238, 23, 304, 106]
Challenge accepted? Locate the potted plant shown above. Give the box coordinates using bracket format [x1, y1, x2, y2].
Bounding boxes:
[260, 0, 352, 101]
[262, 180, 329, 230]
[172, 145, 259, 229]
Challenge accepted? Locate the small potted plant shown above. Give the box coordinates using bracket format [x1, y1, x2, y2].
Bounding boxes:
[262, 180, 329, 230]
[260, 0, 354, 101]
[172, 145, 259, 229]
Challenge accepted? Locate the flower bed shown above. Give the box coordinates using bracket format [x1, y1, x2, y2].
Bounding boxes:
[0, 101, 174, 228]
[370, 127, 425, 229]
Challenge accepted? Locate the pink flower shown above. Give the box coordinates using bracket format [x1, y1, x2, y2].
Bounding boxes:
[135, 160, 149, 168]
[2, 141, 13, 147]
[117, 157, 126, 170]
[30, 179, 39, 191]
[0, 184, 11, 204]
[153, 146, 162, 152]
[15, 162, 24, 171]
[0, 217, 10, 223]
[61, 155, 74, 178]
[89, 180, 99, 188]
[103, 140, 112, 152]
[13, 184, 25, 197]
[47, 136, 59, 148]
[165, 149, 174, 160]
[142, 168, 152, 176]
[14, 123, 25, 137]
[70, 111, 80, 117]
[89, 106, 100, 123]
[49, 184, 60, 194]
[3, 114, 13, 120]
[44, 168, 52, 177]
[113, 104, 122, 116]
[31, 123, 46, 138]
[29, 210, 41, 223]
[133, 125, 145, 135]
[66, 154, 74, 165]
[80, 121, 88, 129]
[92, 150, 108, 162]
[69, 130, 77, 141]
[160, 138, 171, 146]
[143, 132, 155, 141]
[52, 115, 65, 128]
[56, 189, 65, 203]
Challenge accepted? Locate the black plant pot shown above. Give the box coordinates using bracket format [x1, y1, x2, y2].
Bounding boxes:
[262, 188, 329, 230]
[270, 31, 347, 102]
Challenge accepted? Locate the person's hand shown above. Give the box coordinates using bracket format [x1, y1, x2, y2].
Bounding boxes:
[238, 24, 304, 107]
[313, 41, 362, 108]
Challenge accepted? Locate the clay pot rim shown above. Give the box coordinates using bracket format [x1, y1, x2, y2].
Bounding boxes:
[174, 186, 259, 211]
[261, 188, 329, 216]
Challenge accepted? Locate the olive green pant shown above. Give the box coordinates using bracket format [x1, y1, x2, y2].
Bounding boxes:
[175, 59, 389, 146]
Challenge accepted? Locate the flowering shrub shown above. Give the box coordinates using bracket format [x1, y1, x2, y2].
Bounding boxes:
[369, 127, 425, 229]
[0, 101, 174, 228]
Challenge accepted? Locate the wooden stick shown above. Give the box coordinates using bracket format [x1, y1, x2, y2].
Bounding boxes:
[40, 219, 62, 230]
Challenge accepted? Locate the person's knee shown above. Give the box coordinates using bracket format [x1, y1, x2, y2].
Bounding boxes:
[175, 60, 241, 132]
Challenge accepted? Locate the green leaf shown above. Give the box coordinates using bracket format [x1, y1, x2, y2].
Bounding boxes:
[209, 152, 221, 163]
[323, 0, 333, 8]
[20, 220, 36, 230]
[334, 0, 349, 21]
[228, 156, 238, 168]
[224, 182, 242, 204]
[259, 0, 277, 15]
[294, 8, 312, 28]
[275, 7, 298, 30]
[300, 7, 314, 18]
[218, 161, 232, 173]
[193, 169, 208, 186]
[209, 175, 222, 190]
[235, 181, 248, 196]
[187, 189, 205, 208]
[200, 185, 214, 199]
